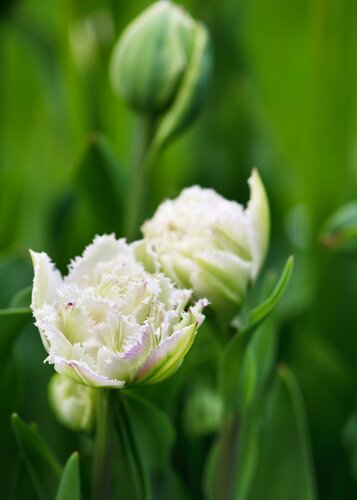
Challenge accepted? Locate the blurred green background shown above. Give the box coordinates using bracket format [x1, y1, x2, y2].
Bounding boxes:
[0, 0, 356, 499]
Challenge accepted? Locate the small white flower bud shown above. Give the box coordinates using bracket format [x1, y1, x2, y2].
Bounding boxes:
[49, 374, 96, 432]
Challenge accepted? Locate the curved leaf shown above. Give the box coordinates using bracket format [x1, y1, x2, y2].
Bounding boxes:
[248, 255, 294, 329]
[55, 452, 80, 500]
[11, 414, 62, 500]
[246, 366, 317, 500]
[219, 257, 293, 415]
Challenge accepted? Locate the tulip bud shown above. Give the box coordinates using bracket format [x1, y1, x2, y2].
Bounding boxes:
[319, 201, 357, 254]
[49, 374, 96, 432]
[183, 384, 223, 437]
[110, 0, 212, 121]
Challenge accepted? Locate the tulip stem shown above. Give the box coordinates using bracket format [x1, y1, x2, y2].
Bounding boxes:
[91, 389, 115, 500]
[126, 115, 158, 241]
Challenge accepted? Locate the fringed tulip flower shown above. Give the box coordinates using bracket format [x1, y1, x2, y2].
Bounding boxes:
[30, 235, 206, 388]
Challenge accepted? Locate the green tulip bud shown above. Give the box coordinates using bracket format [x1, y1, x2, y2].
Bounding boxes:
[319, 201, 357, 254]
[49, 374, 97, 432]
[110, 0, 212, 120]
[183, 383, 223, 437]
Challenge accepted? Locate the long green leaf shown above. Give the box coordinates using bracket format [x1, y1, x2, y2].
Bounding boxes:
[248, 256, 294, 329]
[11, 414, 62, 500]
[123, 392, 175, 471]
[204, 366, 317, 500]
[245, 366, 317, 500]
[219, 257, 293, 415]
[113, 392, 175, 500]
[55, 452, 80, 500]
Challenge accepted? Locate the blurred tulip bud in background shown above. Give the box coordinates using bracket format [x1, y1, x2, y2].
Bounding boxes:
[110, 0, 212, 137]
[183, 383, 223, 437]
[319, 201, 357, 254]
[142, 170, 270, 318]
[49, 373, 96, 432]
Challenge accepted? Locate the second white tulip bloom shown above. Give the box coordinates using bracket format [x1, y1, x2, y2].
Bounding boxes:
[141, 170, 269, 317]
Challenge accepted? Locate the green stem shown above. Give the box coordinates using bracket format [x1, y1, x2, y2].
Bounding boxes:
[126, 115, 157, 241]
[91, 389, 116, 500]
[118, 396, 152, 500]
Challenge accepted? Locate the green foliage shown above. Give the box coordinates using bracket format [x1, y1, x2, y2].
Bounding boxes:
[55, 452, 81, 500]
[0, 308, 31, 366]
[113, 392, 176, 500]
[220, 256, 294, 415]
[320, 201, 357, 254]
[246, 366, 317, 500]
[52, 132, 127, 267]
[11, 414, 62, 500]
[0, 0, 356, 498]
[204, 366, 317, 500]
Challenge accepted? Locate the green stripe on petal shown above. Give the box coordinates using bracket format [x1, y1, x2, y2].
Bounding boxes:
[133, 322, 198, 385]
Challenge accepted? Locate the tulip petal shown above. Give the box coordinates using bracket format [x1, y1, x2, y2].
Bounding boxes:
[245, 169, 270, 278]
[192, 250, 252, 314]
[67, 234, 131, 286]
[134, 321, 198, 385]
[30, 251, 62, 310]
[97, 326, 152, 382]
[34, 304, 70, 353]
[131, 239, 159, 273]
[52, 357, 125, 388]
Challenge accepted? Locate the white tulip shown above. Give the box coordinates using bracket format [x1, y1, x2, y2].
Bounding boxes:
[30, 235, 206, 388]
[141, 170, 269, 317]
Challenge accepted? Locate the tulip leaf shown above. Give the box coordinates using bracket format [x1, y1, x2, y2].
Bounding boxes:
[55, 452, 80, 500]
[205, 365, 316, 500]
[247, 255, 294, 330]
[9, 286, 32, 308]
[11, 414, 62, 500]
[220, 257, 293, 415]
[113, 392, 175, 500]
[113, 400, 148, 500]
[123, 392, 175, 471]
[246, 366, 317, 500]
[203, 412, 260, 500]
[0, 308, 31, 366]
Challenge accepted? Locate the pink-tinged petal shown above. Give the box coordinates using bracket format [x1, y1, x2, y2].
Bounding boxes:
[245, 169, 270, 278]
[133, 322, 198, 385]
[52, 357, 125, 388]
[97, 326, 152, 382]
[30, 250, 62, 310]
